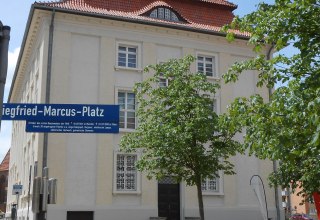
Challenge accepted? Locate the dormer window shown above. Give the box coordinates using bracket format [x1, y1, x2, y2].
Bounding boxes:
[149, 7, 181, 22]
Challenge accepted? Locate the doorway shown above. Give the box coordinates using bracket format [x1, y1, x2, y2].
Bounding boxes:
[67, 211, 94, 220]
[158, 177, 180, 220]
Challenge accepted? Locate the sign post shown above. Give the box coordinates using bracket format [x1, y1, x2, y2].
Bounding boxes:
[12, 184, 22, 220]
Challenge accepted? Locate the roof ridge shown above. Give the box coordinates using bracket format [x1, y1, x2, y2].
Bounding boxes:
[36, 0, 237, 8]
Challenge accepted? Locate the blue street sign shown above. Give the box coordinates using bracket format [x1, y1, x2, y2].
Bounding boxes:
[26, 121, 119, 133]
[2, 103, 119, 122]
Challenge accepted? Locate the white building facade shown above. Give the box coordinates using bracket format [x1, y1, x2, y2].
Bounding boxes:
[6, 0, 283, 220]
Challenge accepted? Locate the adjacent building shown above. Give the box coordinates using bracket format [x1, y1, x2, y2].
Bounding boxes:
[7, 0, 282, 220]
[0, 150, 9, 214]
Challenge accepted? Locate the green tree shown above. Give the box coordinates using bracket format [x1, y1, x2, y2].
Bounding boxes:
[120, 55, 241, 220]
[222, 0, 320, 198]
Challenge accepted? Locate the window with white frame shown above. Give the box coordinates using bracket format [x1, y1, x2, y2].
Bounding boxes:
[158, 71, 169, 88]
[157, 62, 169, 88]
[197, 54, 218, 78]
[117, 44, 138, 68]
[202, 172, 223, 195]
[202, 177, 220, 192]
[115, 153, 138, 192]
[118, 91, 136, 129]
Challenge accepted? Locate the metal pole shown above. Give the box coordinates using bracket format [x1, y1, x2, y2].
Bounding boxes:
[0, 21, 11, 128]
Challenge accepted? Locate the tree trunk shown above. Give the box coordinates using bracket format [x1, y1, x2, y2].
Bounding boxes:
[195, 175, 205, 220]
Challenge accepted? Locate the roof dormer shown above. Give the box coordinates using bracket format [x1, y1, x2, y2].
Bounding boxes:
[144, 6, 186, 23]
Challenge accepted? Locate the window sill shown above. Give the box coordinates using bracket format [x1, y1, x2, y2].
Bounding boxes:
[120, 128, 136, 133]
[206, 76, 220, 81]
[114, 66, 143, 72]
[202, 191, 224, 196]
[113, 190, 141, 195]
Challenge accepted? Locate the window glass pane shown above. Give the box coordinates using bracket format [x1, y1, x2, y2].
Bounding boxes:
[158, 8, 164, 19]
[171, 13, 179, 21]
[165, 8, 170, 20]
[198, 63, 204, 73]
[128, 55, 137, 68]
[159, 78, 167, 87]
[128, 54, 136, 59]
[206, 64, 213, 76]
[127, 93, 135, 110]
[119, 111, 125, 128]
[118, 53, 126, 67]
[118, 93, 125, 108]
[118, 46, 127, 51]
[128, 62, 136, 68]
[150, 9, 157, 18]
[128, 47, 137, 53]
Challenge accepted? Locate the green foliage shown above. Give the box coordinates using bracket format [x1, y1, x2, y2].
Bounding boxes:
[222, 0, 320, 196]
[120, 55, 241, 186]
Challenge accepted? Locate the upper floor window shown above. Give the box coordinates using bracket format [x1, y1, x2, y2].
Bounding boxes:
[149, 7, 181, 22]
[158, 71, 169, 88]
[118, 45, 137, 68]
[197, 54, 218, 78]
[157, 62, 170, 88]
[118, 91, 136, 130]
[116, 41, 142, 71]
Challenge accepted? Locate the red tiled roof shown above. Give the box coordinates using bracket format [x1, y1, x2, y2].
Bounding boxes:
[0, 150, 10, 172]
[34, 0, 249, 37]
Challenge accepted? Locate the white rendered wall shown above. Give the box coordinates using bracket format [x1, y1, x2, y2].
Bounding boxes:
[7, 10, 283, 220]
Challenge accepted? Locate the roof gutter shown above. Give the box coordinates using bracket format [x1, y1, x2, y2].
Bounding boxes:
[7, 4, 36, 102]
[42, 9, 55, 170]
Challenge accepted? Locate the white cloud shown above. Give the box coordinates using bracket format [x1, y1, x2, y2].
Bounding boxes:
[0, 121, 12, 161]
[0, 47, 19, 161]
[4, 47, 20, 100]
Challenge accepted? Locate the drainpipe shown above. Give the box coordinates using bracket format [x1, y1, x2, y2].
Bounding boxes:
[266, 44, 281, 220]
[43, 9, 55, 170]
[39, 10, 55, 220]
[0, 21, 11, 128]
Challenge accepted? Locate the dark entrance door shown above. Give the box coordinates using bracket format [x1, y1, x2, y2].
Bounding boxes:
[158, 177, 180, 220]
[67, 211, 94, 220]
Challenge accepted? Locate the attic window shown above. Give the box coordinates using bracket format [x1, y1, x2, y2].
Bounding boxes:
[149, 7, 181, 22]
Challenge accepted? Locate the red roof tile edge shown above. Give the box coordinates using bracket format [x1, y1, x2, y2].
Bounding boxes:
[33, 0, 250, 38]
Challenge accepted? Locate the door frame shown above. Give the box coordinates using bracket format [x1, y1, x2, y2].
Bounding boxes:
[157, 176, 182, 220]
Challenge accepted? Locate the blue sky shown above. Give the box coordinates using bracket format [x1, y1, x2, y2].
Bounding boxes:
[0, 0, 275, 160]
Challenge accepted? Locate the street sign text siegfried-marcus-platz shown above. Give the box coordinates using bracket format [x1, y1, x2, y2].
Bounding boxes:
[2, 103, 120, 133]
